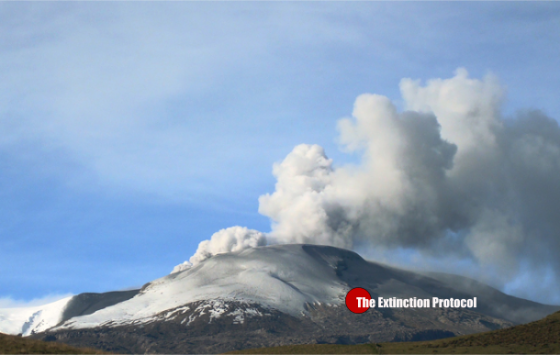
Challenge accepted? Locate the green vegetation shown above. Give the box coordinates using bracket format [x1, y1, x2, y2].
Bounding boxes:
[223, 344, 380, 355]
[0, 332, 105, 354]
[229, 311, 560, 354]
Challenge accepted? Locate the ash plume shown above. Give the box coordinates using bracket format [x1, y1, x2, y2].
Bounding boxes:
[177, 69, 560, 303]
[172, 227, 266, 273]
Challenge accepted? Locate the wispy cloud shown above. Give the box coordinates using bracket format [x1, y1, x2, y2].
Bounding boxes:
[0, 2, 366, 202]
[1, 2, 558, 203]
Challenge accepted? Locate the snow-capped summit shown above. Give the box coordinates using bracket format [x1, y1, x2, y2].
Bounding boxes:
[1, 244, 559, 342]
[56, 244, 349, 330]
[0, 296, 72, 336]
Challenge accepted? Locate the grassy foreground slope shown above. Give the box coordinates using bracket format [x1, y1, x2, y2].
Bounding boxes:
[0, 332, 104, 354]
[229, 311, 560, 354]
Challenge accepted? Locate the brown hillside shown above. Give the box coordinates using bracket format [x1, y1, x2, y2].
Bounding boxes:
[434, 309, 560, 347]
[0, 332, 105, 354]
[229, 310, 560, 354]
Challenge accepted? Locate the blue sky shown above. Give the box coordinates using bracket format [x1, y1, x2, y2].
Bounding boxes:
[1, 2, 559, 304]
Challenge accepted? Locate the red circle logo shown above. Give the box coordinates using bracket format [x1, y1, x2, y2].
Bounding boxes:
[345, 287, 372, 314]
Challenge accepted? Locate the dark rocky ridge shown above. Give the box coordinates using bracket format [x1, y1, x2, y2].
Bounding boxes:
[302, 245, 559, 324]
[35, 300, 511, 354]
[60, 290, 140, 325]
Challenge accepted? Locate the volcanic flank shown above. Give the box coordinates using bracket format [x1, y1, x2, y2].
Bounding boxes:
[2, 244, 559, 354]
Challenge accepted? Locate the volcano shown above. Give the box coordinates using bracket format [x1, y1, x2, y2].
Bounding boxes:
[1, 244, 558, 353]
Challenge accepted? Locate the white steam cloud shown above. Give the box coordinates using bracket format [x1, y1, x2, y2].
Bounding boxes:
[172, 226, 266, 273]
[175, 69, 560, 301]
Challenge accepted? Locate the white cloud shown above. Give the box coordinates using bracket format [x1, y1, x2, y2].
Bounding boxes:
[254, 69, 560, 299]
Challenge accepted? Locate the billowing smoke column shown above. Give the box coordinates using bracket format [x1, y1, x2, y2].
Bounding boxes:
[175, 69, 560, 301]
[172, 227, 266, 273]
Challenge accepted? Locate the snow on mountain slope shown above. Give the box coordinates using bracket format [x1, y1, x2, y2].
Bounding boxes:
[4, 244, 559, 336]
[55, 244, 348, 330]
[0, 296, 72, 336]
